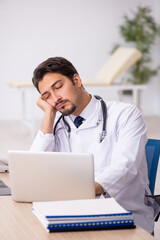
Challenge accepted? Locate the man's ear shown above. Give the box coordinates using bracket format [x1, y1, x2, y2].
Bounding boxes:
[73, 74, 82, 87]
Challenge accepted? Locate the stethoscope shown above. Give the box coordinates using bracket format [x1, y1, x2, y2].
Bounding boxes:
[53, 96, 107, 146]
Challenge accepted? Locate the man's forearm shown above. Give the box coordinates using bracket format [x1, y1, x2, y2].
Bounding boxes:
[40, 109, 55, 134]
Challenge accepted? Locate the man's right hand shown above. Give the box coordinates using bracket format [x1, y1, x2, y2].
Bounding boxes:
[37, 96, 57, 134]
[37, 95, 56, 114]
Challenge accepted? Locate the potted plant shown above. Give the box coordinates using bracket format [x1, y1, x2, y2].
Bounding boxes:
[112, 6, 160, 86]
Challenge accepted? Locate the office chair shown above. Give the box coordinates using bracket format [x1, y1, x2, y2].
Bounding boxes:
[145, 138, 160, 221]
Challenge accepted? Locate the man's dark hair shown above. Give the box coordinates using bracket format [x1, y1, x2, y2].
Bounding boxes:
[32, 57, 78, 91]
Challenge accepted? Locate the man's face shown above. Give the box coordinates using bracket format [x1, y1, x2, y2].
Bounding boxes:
[38, 72, 82, 116]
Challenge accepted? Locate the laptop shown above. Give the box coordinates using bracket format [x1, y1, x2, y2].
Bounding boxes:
[8, 151, 95, 202]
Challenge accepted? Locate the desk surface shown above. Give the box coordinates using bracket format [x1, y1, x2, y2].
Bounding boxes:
[0, 173, 156, 240]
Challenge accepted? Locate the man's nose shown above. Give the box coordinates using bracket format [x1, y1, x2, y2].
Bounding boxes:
[50, 89, 61, 103]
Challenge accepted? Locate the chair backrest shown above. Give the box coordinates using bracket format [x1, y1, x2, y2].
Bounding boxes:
[145, 139, 160, 195]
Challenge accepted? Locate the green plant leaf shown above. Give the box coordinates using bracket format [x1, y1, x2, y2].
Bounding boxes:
[113, 6, 160, 84]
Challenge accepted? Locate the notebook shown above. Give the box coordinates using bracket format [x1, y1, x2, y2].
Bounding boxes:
[0, 159, 9, 172]
[0, 179, 11, 196]
[8, 151, 95, 202]
[32, 198, 135, 232]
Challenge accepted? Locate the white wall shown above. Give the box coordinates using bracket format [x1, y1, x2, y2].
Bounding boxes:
[0, 0, 160, 119]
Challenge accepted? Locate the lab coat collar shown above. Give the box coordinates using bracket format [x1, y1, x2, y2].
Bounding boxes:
[69, 96, 97, 121]
[66, 96, 102, 129]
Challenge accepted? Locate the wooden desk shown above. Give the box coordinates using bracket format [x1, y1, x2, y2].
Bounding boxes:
[0, 173, 156, 240]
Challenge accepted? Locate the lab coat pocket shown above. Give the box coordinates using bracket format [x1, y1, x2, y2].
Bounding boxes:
[88, 131, 117, 174]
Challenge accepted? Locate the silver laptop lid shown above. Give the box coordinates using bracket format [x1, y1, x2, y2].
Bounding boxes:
[8, 151, 95, 202]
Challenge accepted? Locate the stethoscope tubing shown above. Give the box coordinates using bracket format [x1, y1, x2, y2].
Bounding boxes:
[53, 95, 107, 143]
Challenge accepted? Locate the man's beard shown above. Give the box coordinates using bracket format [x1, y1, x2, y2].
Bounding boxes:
[57, 101, 77, 116]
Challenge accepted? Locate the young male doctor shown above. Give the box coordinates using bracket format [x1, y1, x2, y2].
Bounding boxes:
[31, 57, 157, 234]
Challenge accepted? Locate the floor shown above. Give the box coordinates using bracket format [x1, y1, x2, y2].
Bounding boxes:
[0, 117, 160, 238]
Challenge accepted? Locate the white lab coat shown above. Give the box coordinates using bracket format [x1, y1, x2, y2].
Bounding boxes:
[31, 96, 156, 233]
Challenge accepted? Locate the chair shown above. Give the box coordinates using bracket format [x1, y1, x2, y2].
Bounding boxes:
[145, 138, 160, 221]
[145, 139, 160, 195]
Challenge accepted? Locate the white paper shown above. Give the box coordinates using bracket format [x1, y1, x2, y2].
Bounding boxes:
[33, 198, 129, 218]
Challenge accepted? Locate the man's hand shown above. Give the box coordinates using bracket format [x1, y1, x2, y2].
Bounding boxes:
[95, 182, 105, 196]
[37, 95, 56, 114]
[37, 96, 57, 134]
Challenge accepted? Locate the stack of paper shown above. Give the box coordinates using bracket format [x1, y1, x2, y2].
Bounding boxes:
[32, 198, 135, 232]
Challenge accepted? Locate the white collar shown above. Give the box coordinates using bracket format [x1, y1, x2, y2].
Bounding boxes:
[70, 96, 97, 122]
[63, 96, 102, 129]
